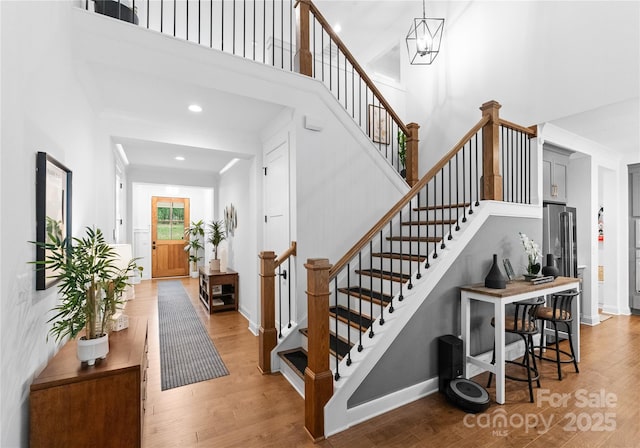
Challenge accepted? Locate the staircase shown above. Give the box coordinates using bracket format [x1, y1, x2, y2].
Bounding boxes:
[277, 202, 474, 386]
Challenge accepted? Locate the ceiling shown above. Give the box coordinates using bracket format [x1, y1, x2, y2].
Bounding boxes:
[78, 61, 285, 174]
[77, 1, 639, 175]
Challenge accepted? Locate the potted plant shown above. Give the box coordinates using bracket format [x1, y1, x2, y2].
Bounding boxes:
[397, 131, 407, 178]
[207, 219, 226, 271]
[32, 226, 138, 365]
[184, 219, 205, 278]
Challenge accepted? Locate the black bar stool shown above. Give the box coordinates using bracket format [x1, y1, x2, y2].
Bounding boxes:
[532, 290, 580, 380]
[487, 297, 544, 403]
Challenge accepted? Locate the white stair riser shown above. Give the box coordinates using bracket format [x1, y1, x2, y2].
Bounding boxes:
[337, 276, 399, 297]
[375, 257, 421, 275]
[335, 290, 397, 310]
[329, 315, 371, 341]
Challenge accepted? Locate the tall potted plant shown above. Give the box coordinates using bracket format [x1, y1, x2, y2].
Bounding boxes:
[397, 131, 407, 178]
[32, 226, 138, 365]
[207, 219, 226, 271]
[184, 219, 205, 278]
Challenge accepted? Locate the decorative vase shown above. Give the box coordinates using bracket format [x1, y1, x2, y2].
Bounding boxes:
[210, 259, 221, 271]
[77, 333, 109, 366]
[484, 254, 507, 289]
[542, 253, 560, 278]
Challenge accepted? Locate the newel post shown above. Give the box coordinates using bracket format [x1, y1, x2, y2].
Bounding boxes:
[480, 100, 503, 201]
[304, 258, 333, 442]
[295, 0, 313, 77]
[258, 251, 278, 374]
[406, 122, 420, 187]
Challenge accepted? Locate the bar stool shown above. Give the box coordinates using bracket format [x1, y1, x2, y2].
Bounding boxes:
[532, 290, 580, 380]
[487, 298, 544, 403]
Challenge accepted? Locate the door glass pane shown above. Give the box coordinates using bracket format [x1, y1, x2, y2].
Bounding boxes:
[157, 201, 185, 240]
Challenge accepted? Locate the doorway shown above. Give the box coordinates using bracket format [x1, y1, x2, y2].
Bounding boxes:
[151, 196, 190, 277]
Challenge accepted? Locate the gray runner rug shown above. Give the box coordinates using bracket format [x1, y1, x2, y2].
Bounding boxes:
[157, 280, 229, 390]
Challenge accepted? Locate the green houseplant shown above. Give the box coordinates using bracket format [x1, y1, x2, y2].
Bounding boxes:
[184, 219, 205, 278]
[207, 219, 226, 271]
[32, 226, 138, 365]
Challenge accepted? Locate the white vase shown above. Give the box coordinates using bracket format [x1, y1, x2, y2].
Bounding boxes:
[190, 270, 199, 278]
[209, 259, 221, 271]
[77, 333, 109, 366]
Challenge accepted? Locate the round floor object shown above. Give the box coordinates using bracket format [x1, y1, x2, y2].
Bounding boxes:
[445, 378, 490, 413]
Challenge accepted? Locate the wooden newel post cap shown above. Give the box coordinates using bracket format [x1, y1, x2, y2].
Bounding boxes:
[480, 100, 502, 112]
[304, 258, 332, 271]
[259, 251, 277, 260]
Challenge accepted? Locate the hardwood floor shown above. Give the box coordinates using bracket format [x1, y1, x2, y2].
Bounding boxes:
[129, 278, 640, 447]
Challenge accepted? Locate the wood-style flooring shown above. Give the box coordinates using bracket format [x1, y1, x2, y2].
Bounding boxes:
[129, 278, 640, 448]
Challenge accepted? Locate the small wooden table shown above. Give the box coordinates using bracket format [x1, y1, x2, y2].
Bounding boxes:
[199, 267, 238, 313]
[460, 276, 580, 404]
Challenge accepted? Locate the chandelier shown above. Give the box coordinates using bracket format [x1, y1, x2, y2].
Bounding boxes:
[405, 0, 445, 65]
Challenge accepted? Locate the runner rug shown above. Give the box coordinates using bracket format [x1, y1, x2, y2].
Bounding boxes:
[157, 280, 229, 390]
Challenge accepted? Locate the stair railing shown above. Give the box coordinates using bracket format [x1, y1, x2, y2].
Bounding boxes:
[258, 241, 296, 374]
[295, 0, 420, 184]
[304, 100, 537, 440]
[83, 0, 419, 184]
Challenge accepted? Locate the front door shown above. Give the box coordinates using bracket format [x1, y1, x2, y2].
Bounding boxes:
[151, 196, 190, 278]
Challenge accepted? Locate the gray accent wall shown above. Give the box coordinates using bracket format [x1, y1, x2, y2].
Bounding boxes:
[348, 216, 542, 408]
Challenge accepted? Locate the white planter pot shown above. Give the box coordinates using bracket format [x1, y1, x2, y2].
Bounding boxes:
[77, 333, 109, 366]
[190, 270, 199, 278]
[209, 259, 221, 271]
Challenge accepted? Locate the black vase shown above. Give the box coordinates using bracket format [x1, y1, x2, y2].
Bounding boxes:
[485, 254, 507, 289]
[542, 254, 560, 278]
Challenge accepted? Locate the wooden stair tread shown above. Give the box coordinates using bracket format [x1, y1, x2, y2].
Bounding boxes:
[278, 348, 307, 379]
[372, 252, 427, 262]
[355, 268, 411, 282]
[300, 328, 353, 359]
[413, 202, 471, 211]
[386, 235, 442, 243]
[330, 305, 373, 329]
[338, 286, 392, 305]
[401, 219, 457, 225]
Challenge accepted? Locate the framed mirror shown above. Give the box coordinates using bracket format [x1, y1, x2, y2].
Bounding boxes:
[36, 152, 72, 290]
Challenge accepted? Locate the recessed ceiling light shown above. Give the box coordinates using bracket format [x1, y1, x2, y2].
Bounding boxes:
[115, 143, 129, 165]
[175, 156, 185, 161]
[220, 158, 240, 175]
[188, 104, 202, 113]
[333, 23, 342, 34]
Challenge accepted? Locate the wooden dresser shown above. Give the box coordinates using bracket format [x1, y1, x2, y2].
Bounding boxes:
[30, 317, 149, 447]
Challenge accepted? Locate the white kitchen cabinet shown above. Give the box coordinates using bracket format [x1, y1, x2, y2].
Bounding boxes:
[543, 147, 570, 203]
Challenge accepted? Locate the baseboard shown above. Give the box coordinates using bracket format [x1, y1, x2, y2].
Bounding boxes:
[328, 377, 439, 437]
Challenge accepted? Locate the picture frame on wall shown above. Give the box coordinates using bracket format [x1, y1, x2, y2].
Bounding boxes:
[368, 104, 390, 145]
[35, 151, 72, 290]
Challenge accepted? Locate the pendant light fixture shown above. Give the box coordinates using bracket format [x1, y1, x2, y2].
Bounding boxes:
[406, 0, 444, 65]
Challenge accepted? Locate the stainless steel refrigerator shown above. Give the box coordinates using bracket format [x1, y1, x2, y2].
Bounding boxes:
[542, 203, 578, 278]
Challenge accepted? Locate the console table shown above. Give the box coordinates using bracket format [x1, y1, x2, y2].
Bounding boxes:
[30, 317, 148, 447]
[460, 276, 580, 404]
[199, 267, 238, 313]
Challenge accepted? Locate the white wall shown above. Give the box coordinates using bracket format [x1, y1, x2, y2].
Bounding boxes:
[400, 1, 639, 175]
[1, 2, 119, 446]
[217, 159, 260, 332]
[131, 183, 214, 278]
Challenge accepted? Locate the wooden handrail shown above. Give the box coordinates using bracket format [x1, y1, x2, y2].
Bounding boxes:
[328, 115, 490, 278]
[275, 241, 297, 268]
[296, 0, 409, 137]
[499, 119, 537, 138]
